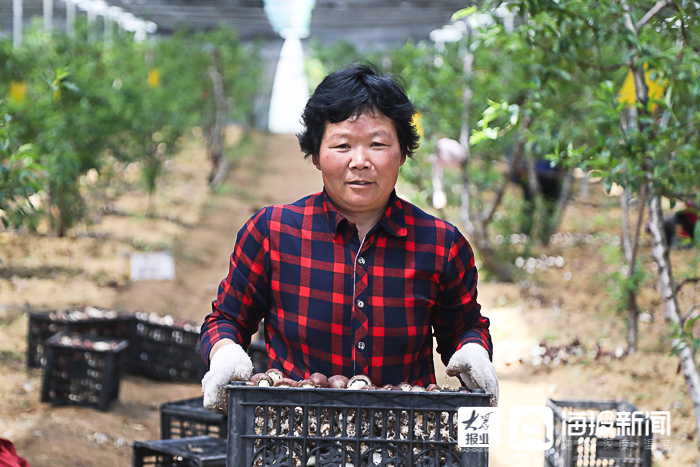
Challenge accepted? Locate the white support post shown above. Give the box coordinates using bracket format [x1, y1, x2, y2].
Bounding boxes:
[104, 15, 113, 42]
[134, 25, 147, 42]
[43, 0, 53, 33]
[66, 0, 76, 38]
[13, 0, 23, 48]
[87, 8, 96, 42]
[268, 32, 309, 134]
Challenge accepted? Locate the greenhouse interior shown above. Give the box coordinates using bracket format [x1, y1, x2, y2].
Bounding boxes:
[1, 1, 700, 466]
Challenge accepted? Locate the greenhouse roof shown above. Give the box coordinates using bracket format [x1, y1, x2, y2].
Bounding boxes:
[3, 0, 469, 47]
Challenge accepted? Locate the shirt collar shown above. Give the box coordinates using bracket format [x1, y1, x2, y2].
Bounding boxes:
[320, 188, 408, 238]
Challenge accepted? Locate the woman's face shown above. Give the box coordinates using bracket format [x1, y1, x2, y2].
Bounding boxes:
[314, 111, 406, 222]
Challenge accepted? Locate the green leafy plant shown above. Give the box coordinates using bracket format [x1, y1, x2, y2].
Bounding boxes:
[1, 21, 263, 233]
[0, 123, 43, 228]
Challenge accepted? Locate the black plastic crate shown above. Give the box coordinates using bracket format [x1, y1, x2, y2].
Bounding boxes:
[128, 312, 206, 382]
[132, 436, 227, 467]
[27, 308, 134, 368]
[68, 312, 135, 340]
[161, 397, 228, 440]
[226, 382, 490, 467]
[247, 340, 268, 374]
[27, 312, 68, 368]
[40, 332, 129, 411]
[545, 399, 653, 467]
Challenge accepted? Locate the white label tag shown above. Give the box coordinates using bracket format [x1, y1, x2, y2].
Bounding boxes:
[129, 252, 175, 281]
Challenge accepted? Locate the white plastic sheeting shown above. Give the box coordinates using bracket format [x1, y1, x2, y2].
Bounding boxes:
[61, 0, 157, 42]
[268, 33, 309, 134]
[13, 0, 22, 47]
[264, 0, 314, 134]
[263, 0, 315, 38]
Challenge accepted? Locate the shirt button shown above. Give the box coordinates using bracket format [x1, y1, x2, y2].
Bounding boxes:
[357, 341, 365, 350]
[356, 300, 365, 309]
[358, 256, 366, 265]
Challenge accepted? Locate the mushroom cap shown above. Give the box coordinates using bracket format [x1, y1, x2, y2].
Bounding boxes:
[298, 379, 314, 388]
[266, 368, 285, 382]
[347, 375, 372, 390]
[328, 375, 349, 389]
[251, 373, 274, 387]
[273, 378, 298, 387]
[308, 372, 329, 388]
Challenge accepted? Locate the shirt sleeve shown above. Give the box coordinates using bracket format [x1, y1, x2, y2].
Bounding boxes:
[200, 207, 271, 365]
[433, 227, 493, 367]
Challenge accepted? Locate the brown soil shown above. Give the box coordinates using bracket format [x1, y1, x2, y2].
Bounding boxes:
[0, 130, 698, 466]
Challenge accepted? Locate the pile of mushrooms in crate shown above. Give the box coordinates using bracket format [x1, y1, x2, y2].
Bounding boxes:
[54, 334, 123, 352]
[247, 369, 445, 392]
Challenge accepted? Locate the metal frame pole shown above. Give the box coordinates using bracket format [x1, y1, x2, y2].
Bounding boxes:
[44, 0, 53, 33]
[13, 0, 23, 48]
[66, 0, 75, 38]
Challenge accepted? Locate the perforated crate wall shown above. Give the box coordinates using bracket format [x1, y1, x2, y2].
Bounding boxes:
[27, 309, 134, 368]
[545, 399, 653, 467]
[127, 314, 206, 382]
[132, 436, 227, 467]
[226, 382, 490, 467]
[40, 332, 129, 411]
[27, 313, 67, 368]
[161, 397, 228, 440]
[69, 314, 135, 340]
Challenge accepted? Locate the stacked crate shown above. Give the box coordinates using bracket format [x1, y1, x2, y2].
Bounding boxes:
[128, 312, 206, 382]
[30, 307, 218, 411]
[27, 307, 133, 368]
[160, 397, 228, 440]
[40, 332, 129, 411]
[132, 436, 227, 467]
[545, 398, 653, 467]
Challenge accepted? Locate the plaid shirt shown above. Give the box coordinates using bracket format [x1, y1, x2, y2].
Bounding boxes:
[200, 190, 492, 386]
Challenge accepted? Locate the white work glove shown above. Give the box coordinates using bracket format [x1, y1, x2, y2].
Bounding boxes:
[446, 343, 499, 407]
[201, 342, 254, 414]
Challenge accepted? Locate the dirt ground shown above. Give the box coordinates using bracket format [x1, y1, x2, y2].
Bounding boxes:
[0, 130, 698, 466]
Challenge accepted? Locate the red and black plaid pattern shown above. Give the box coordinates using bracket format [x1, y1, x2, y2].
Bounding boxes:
[200, 190, 492, 387]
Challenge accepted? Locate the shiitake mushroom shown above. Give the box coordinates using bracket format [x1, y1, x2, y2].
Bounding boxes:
[250, 373, 273, 387]
[347, 375, 372, 390]
[265, 368, 284, 383]
[248, 370, 446, 392]
[273, 378, 298, 387]
[328, 375, 349, 389]
[308, 372, 329, 388]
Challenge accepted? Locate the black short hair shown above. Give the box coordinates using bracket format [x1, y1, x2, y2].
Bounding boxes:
[297, 64, 420, 160]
